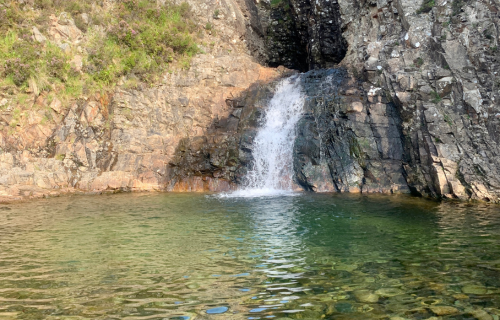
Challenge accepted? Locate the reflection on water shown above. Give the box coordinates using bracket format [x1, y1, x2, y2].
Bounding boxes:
[0, 193, 499, 320]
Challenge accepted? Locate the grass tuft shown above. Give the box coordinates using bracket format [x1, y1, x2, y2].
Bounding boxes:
[416, 0, 435, 14]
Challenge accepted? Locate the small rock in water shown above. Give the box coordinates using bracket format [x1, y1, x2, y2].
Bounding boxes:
[187, 283, 199, 289]
[354, 290, 379, 303]
[420, 298, 442, 306]
[375, 288, 405, 297]
[335, 302, 353, 313]
[206, 306, 229, 314]
[335, 264, 358, 272]
[462, 285, 488, 295]
[429, 306, 460, 316]
[468, 309, 493, 320]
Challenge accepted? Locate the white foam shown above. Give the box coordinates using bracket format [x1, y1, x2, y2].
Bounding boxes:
[218, 188, 299, 199]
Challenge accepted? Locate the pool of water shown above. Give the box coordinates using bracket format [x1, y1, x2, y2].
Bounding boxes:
[0, 193, 499, 320]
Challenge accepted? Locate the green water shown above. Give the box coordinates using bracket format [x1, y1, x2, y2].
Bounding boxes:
[0, 193, 499, 320]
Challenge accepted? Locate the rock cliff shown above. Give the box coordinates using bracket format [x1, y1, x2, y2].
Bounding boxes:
[1, 0, 500, 203]
[0, 0, 284, 201]
[243, 0, 500, 202]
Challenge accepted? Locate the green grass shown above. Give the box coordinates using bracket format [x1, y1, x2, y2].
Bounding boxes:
[0, 0, 199, 105]
[443, 114, 453, 127]
[416, 0, 435, 14]
[270, 0, 283, 7]
[414, 57, 424, 68]
[85, 0, 199, 86]
[431, 91, 442, 104]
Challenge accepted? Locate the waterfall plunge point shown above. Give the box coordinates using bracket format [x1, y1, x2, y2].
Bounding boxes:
[222, 75, 305, 198]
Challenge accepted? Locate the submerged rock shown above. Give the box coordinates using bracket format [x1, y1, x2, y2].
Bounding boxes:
[335, 302, 354, 313]
[462, 285, 488, 295]
[429, 306, 460, 316]
[467, 309, 494, 320]
[354, 290, 380, 303]
[375, 288, 405, 298]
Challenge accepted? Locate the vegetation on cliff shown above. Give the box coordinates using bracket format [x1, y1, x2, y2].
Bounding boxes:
[0, 0, 199, 105]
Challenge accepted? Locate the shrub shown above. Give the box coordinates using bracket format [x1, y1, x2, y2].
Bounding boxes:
[1, 31, 73, 89]
[0, 4, 25, 33]
[4, 57, 33, 86]
[179, 2, 191, 18]
[1, 34, 42, 87]
[45, 44, 70, 81]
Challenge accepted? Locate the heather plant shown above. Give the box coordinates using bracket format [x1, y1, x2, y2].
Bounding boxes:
[45, 44, 70, 81]
[0, 31, 72, 92]
[4, 57, 33, 86]
[1, 32, 41, 87]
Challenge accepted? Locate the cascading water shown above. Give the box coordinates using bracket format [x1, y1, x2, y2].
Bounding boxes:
[227, 75, 305, 197]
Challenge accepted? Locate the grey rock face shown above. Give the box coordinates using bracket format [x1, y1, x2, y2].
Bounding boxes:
[239, 0, 347, 70]
[289, 0, 500, 202]
[293, 69, 410, 194]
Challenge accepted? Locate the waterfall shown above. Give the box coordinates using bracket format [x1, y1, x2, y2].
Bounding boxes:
[227, 75, 305, 198]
